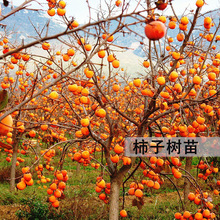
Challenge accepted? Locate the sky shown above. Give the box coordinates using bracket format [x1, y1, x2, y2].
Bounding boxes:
[11, 0, 220, 24]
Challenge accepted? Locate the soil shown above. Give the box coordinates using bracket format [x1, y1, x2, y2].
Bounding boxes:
[0, 204, 21, 220]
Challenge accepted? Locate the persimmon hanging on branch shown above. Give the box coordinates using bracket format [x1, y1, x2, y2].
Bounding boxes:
[155, 0, 168, 10]
[145, 20, 166, 40]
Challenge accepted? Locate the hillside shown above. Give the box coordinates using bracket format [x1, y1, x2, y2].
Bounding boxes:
[1, 4, 219, 75]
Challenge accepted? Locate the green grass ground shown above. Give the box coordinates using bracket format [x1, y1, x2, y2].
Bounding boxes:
[0, 151, 219, 220]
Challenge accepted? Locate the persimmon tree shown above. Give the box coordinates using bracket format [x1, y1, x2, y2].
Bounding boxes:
[0, 0, 220, 220]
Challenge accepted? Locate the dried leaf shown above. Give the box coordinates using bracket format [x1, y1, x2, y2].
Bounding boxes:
[136, 200, 143, 210]
[215, 203, 219, 212]
[138, 197, 144, 205]
[132, 198, 138, 206]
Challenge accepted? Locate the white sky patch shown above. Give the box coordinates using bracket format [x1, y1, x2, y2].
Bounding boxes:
[19, 34, 26, 39]
[130, 42, 140, 50]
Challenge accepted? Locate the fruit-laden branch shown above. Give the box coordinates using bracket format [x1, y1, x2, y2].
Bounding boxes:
[197, 19, 220, 76]
[87, 125, 115, 174]
[0, 8, 150, 60]
[144, 94, 218, 129]
[61, 94, 81, 125]
[142, 159, 185, 210]
[8, 139, 85, 182]
[122, 158, 142, 208]
[0, 28, 113, 122]
[141, 5, 202, 124]
[0, 140, 12, 149]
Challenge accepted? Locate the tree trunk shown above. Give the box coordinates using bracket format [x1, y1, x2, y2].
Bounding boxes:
[10, 141, 19, 191]
[109, 176, 121, 220]
[76, 163, 80, 175]
[184, 157, 192, 206]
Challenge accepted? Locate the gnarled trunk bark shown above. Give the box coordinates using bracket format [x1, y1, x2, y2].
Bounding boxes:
[108, 162, 132, 220]
[76, 162, 80, 175]
[109, 176, 121, 220]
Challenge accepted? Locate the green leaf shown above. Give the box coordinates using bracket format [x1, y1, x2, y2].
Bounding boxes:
[0, 90, 8, 111]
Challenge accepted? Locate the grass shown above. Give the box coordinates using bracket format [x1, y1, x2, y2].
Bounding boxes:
[0, 150, 219, 219]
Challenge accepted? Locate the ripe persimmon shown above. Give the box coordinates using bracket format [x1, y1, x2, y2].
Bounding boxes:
[99, 193, 106, 200]
[114, 144, 123, 154]
[213, 189, 219, 195]
[97, 179, 105, 188]
[24, 173, 32, 181]
[82, 150, 90, 159]
[177, 33, 184, 42]
[84, 44, 92, 51]
[133, 79, 141, 87]
[58, 181, 66, 189]
[150, 156, 157, 164]
[111, 154, 119, 163]
[52, 200, 59, 208]
[145, 21, 166, 40]
[49, 91, 59, 99]
[115, 0, 122, 7]
[188, 192, 195, 201]
[81, 118, 90, 127]
[47, 8, 55, 16]
[69, 20, 79, 29]
[193, 75, 202, 85]
[42, 42, 50, 50]
[128, 187, 135, 195]
[57, 8, 66, 16]
[157, 158, 164, 166]
[143, 60, 150, 68]
[208, 72, 216, 81]
[134, 189, 143, 197]
[183, 211, 191, 218]
[17, 181, 26, 190]
[153, 181, 160, 190]
[54, 189, 62, 198]
[107, 54, 115, 62]
[0, 114, 13, 136]
[98, 50, 105, 58]
[158, 16, 166, 23]
[95, 109, 106, 118]
[168, 21, 176, 29]
[112, 60, 120, 68]
[120, 210, 127, 217]
[173, 171, 182, 179]
[181, 16, 189, 25]
[196, 0, 204, 7]
[194, 212, 203, 220]
[174, 212, 182, 219]
[29, 130, 36, 137]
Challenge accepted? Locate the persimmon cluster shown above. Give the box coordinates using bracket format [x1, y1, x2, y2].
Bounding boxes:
[46, 0, 67, 17]
[174, 191, 217, 219]
[72, 150, 92, 166]
[47, 170, 68, 208]
[17, 166, 34, 190]
[95, 178, 111, 204]
[197, 160, 219, 181]
[71, 147, 100, 168]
